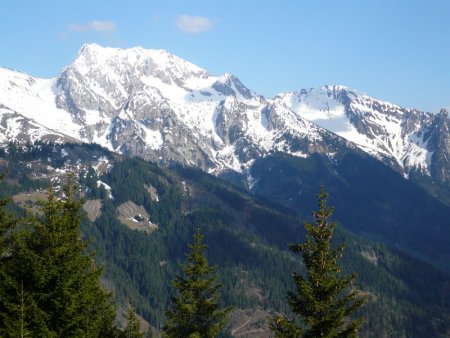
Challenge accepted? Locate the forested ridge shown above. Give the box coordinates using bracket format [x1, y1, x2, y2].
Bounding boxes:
[1, 142, 450, 337]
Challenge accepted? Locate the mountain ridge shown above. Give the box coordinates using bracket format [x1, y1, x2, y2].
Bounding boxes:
[1, 44, 449, 183]
[273, 86, 450, 178]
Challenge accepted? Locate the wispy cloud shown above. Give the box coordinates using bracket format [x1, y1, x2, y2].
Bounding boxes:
[68, 20, 117, 33]
[175, 15, 216, 33]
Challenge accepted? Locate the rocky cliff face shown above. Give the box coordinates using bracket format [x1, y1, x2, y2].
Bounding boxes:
[0, 45, 449, 182]
[0, 105, 75, 144]
[0, 44, 348, 175]
[427, 109, 450, 182]
[273, 86, 449, 179]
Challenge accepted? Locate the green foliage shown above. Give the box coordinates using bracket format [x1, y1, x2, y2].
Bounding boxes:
[0, 176, 118, 337]
[122, 305, 145, 338]
[269, 187, 365, 338]
[250, 152, 450, 273]
[83, 156, 450, 337]
[0, 175, 30, 337]
[0, 175, 16, 252]
[3, 144, 450, 337]
[163, 226, 231, 338]
[270, 316, 303, 338]
[409, 168, 450, 206]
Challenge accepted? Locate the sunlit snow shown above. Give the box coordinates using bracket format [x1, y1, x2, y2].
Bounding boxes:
[0, 45, 437, 178]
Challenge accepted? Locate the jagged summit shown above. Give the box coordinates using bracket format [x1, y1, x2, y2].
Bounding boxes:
[68, 45, 210, 92]
[0, 45, 449, 182]
[273, 85, 445, 175]
[72, 43, 210, 83]
[0, 44, 334, 174]
[62, 43, 258, 109]
[76, 43, 200, 67]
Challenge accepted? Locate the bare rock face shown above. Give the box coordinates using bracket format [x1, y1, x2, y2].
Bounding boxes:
[0, 106, 75, 144]
[0, 44, 449, 183]
[428, 109, 450, 182]
[275, 86, 450, 180]
[46, 44, 346, 173]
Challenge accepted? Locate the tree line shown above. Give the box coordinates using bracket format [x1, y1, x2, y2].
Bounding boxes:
[0, 173, 365, 337]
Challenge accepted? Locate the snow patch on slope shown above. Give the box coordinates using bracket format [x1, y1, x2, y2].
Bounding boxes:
[274, 86, 435, 173]
[2, 45, 435, 179]
[0, 68, 80, 139]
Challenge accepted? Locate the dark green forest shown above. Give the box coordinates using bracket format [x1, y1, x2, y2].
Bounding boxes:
[1, 142, 450, 337]
[249, 152, 450, 272]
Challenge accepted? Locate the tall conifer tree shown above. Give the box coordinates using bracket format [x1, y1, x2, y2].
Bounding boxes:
[163, 226, 230, 338]
[269, 186, 365, 338]
[1, 176, 118, 337]
[0, 178, 32, 337]
[122, 305, 145, 338]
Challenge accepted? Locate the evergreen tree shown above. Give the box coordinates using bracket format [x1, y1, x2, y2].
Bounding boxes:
[122, 305, 145, 338]
[0, 179, 31, 338]
[0, 180, 15, 251]
[269, 186, 365, 338]
[1, 176, 118, 337]
[163, 226, 230, 338]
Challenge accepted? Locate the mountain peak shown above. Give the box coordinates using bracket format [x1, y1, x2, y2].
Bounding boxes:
[273, 84, 442, 174]
[1, 44, 449, 183]
[77, 42, 102, 55]
[77, 43, 168, 58]
[72, 44, 208, 80]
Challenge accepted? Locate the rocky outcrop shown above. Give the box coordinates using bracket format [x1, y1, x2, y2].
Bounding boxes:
[275, 86, 450, 180]
[0, 44, 449, 183]
[428, 109, 450, 182]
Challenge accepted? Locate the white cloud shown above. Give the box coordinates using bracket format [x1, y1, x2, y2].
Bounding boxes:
[68, 20, 117, 33]
[175, 15, 215, 33]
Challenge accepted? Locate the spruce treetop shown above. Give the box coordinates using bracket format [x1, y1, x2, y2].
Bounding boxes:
[270, 186, 365, 338]
[163, 226, 230, 338]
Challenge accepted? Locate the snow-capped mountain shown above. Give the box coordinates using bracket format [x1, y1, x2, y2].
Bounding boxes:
[0, 44, 347, 175]
[0, 68, 78, 144]
[0, 44, 449, 182]
[274, 86, 450, 180]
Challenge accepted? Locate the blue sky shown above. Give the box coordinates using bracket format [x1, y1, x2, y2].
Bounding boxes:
[1, 0, 449, 112]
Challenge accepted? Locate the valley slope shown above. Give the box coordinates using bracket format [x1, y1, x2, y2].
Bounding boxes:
[1, 142, 450, 337]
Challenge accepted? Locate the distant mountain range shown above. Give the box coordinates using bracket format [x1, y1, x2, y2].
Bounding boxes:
[1, 43, 449, 183]
[2, 45, 450, 336]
